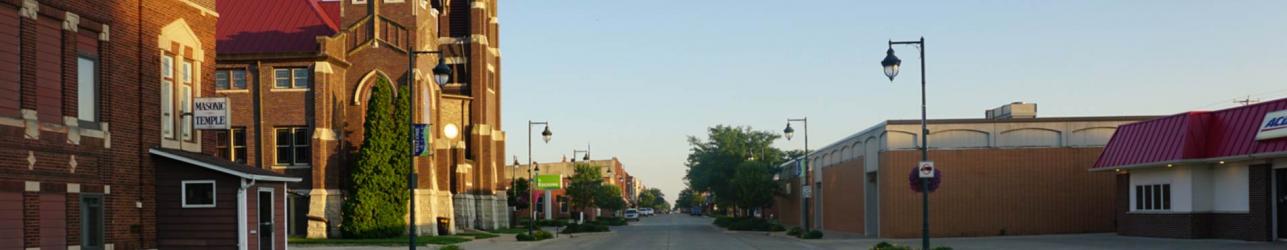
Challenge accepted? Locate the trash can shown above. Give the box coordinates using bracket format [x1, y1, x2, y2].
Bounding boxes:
[437, 217, 451, 235]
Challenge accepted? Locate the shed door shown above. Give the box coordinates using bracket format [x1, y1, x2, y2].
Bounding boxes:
[258, 190, 274, 250]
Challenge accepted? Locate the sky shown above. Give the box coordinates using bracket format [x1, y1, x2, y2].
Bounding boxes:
[498, 0, 1287, 201]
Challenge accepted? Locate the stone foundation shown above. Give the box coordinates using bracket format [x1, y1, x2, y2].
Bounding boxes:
[306, 189, 345, 238]
[452, 193, 510, 231]
[413, 189, 455, 236]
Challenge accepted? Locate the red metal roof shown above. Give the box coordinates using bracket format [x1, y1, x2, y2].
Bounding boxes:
[217, 0, 339, 54]
[1094, 97, 1287, 169]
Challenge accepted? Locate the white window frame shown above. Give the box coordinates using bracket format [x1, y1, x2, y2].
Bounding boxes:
[181, 180, 217, 208]
[1134, 183, 1172, 211]
[160, 54, 174, 139]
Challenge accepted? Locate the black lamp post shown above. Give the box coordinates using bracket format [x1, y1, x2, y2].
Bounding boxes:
[527, 121, 551, 235]
[572, 144, 590, 162]
[783, 118, 808, 231]
[406, 42, 452, 250]
[882, 37, 931, 250]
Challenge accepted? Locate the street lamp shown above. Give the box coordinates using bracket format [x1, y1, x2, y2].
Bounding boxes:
[572, 144, 590, 162]
[527, 121, 551, 235]
[882, 37, 931, 250]
[406, 42, 452, 249]
[784, 118, 809, 231]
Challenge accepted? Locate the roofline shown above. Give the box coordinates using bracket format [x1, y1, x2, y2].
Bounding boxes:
[1090, 150, 1287, 172]
[807, 121, 889, 159]
[886, 115, 1162, 125]
[149, 148, 302, 182]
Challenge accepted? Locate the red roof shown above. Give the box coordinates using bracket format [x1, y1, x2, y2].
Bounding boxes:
[217, 0, 340, 54]
[1094, 97, 1287, 169]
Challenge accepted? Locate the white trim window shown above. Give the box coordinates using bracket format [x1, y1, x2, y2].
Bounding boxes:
[160, 54, 175, 139]
[275, 127, 311, 167]
[180, 60, 194, 141]
[182, 180, 217, 208]
[1135, 183, 1171, 211]
[273, 68, 310, 89]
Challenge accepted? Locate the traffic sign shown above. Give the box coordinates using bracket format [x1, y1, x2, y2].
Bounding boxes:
[918, 161, 935, 178]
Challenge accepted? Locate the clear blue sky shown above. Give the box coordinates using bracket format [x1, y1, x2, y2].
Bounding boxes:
[499, 0, 1287, 201]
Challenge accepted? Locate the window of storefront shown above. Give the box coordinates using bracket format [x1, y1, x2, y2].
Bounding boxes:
[1135, 184, 1171, 211]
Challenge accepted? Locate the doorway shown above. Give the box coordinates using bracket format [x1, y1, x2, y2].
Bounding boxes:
[259, 190, 275, 250]
[1275, 168, 1286, 240]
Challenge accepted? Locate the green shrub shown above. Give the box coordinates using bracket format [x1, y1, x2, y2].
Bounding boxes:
[770, 224, 786, 232]
[787, 227, 803, 236]
[592, 217, 628, 226]
[561, 223, 610, 234]
[802, 230, 823, 239]
[439, 245, 462, 250]
[869, 241, 911, 250]
[713, 216, 734, 228]
[516, 230, 553, 241]
[533, 230, 554, 240]
[341, 80, 411, 238]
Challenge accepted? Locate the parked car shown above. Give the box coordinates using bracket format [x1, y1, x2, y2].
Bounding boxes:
[689, 207, 702, 216]
[640, 208, 654, 216]
[624, 208, 640, 221]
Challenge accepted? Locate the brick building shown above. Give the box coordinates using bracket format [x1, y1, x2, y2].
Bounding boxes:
[0, 0, 225, 249]
[772, 102, 1155, 238]
[506, 158, 634, 220]
[1093, 97, 1287, 241]
[213, 0, 508, 237]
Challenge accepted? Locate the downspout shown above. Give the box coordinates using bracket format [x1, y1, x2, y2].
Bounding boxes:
[238, 178, 256, 250]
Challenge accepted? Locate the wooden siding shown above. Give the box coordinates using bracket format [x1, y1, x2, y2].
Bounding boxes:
[155, 158, 242, 249]
[878, 148, 1116, 238]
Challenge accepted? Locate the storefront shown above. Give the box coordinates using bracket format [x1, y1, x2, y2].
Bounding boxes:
[1093, 97, 1287, 241]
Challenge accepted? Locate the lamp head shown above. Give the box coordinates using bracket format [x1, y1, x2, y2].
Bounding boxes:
[783, 123, 795, 141]
[541, 126, 553, 143]
[433, 57, 452, 87]
[881, 47, 902, 81]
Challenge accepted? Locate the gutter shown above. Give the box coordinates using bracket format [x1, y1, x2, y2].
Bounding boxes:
[1091, 150, 1287, 172]
[238, 178, 256, 250]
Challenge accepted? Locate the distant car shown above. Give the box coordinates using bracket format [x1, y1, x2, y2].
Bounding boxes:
[624, 208, 640, 221]
[640, 208, 654, 216]
[689, 207, 702, 216]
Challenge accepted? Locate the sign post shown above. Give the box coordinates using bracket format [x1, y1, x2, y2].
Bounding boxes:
[192, 97, 229, 130]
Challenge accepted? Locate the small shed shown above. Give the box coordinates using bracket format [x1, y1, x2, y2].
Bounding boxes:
[151, 147, 302, 250]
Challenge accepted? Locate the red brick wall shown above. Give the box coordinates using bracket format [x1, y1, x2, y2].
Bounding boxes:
[878, 148, 1116, 238]
[0, 0, 216, 248]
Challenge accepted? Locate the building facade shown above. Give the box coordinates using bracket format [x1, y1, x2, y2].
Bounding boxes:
[506, 158, 633, 220]
[214, 0, 507, 238]
[773, 102, 1155, 238]
[0, 0, 227, 249]
[1093, 98, 1287, 241]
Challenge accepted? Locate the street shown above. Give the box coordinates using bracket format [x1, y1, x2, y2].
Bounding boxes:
[296, 214, 1284, 250]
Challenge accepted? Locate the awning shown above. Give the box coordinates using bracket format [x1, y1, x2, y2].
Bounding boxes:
[150, 147, 302, 182]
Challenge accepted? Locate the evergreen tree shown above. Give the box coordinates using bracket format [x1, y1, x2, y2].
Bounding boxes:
[341, 79, 411, 238]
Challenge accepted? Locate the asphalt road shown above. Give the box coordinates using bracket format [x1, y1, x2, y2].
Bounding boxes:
[297, 214, 1286, 250]
[511, 213, 818, 250]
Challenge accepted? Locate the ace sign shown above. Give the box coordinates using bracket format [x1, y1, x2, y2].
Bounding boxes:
[193, 97, 230, 130]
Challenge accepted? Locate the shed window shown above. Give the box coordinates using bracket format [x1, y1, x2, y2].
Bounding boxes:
[182, 180, 216, 208]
